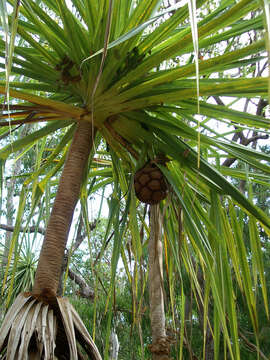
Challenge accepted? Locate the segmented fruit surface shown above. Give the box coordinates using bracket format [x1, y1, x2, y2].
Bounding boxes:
[134, 161, 168, 204]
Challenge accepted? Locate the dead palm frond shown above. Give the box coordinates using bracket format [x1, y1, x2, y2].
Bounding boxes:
[0, 293, 101, 360]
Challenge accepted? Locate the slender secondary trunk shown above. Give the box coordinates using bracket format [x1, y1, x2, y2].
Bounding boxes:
[109, 329, 119, 360]
[32, 121, 95, 297]
[148, 205, 170, 360]
[2, 125, 32, 269]
[2, 165, 20, 268]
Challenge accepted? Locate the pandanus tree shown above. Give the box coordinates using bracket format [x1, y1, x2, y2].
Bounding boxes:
[0, 0, 269, 358]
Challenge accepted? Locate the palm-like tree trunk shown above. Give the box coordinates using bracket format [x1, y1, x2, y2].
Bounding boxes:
[33, 120, 95, 298]
[148, 204, 170, 360]
[0, 121, 102, 360]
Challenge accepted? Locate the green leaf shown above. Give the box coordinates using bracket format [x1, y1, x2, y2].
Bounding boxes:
[0, 120, 71, 159]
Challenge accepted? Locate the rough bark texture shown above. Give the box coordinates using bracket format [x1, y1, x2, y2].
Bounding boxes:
[148, 205, 170, 360]
[32, 121, 95, 297]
